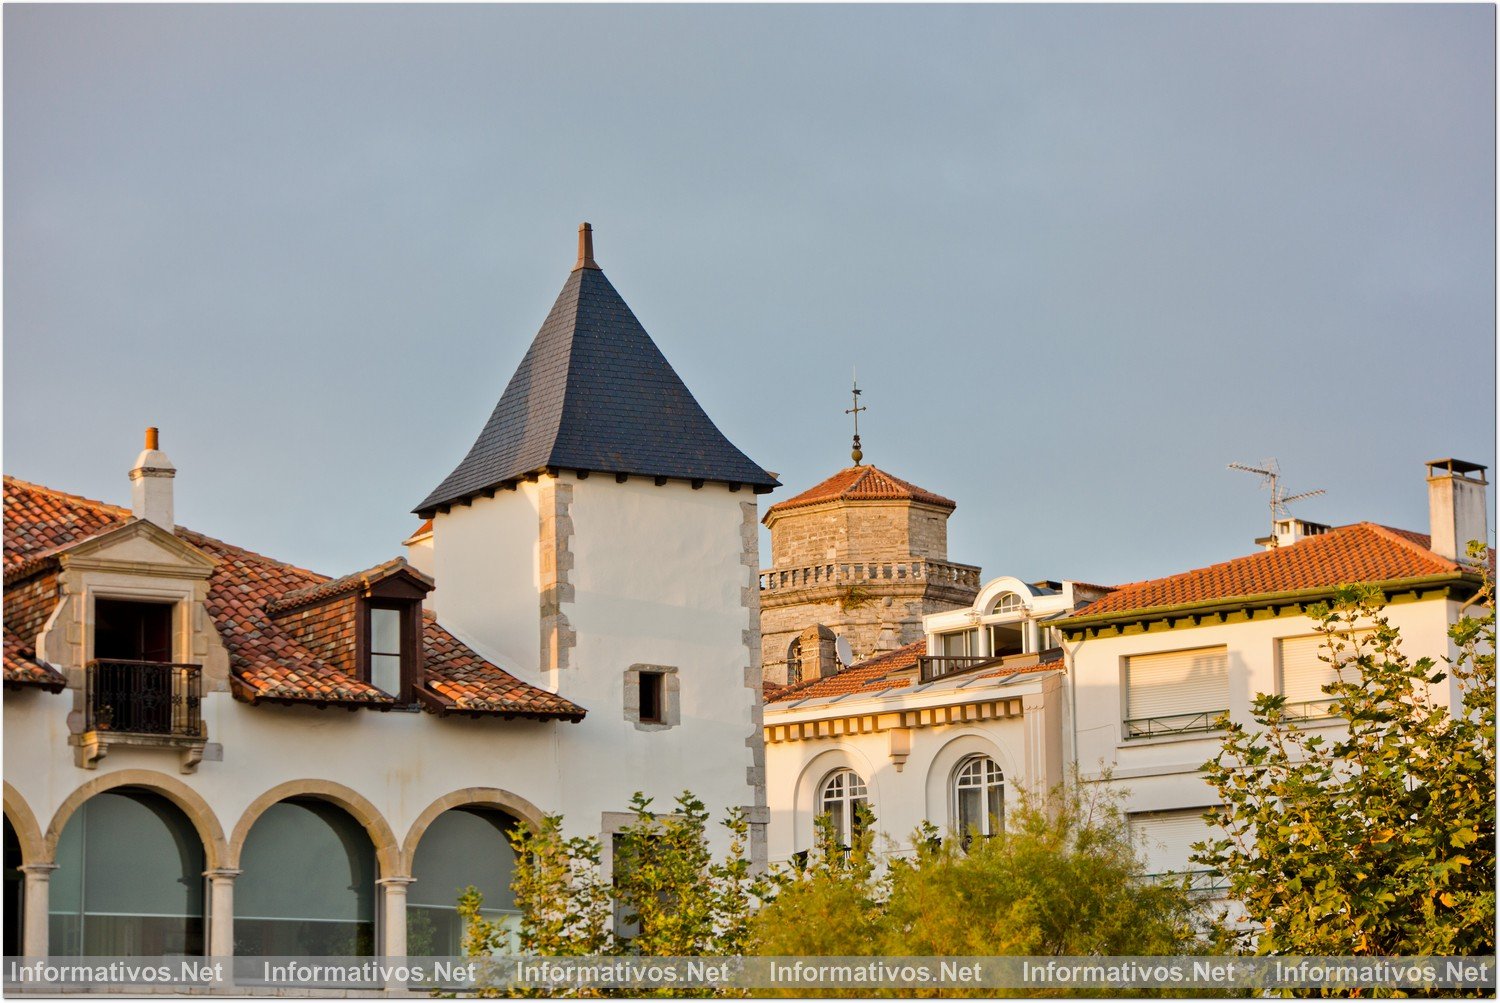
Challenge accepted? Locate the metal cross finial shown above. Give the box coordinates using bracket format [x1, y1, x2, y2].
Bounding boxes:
[845, 376, 866, 465]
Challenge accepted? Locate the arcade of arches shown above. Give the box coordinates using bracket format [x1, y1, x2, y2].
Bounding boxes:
[3, 785, 524, 957]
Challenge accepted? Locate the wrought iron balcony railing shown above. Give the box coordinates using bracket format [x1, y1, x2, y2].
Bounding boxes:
[85, 659, 203, 738]
[1123, 709, 1228, 739]
[1141, 869, 1230, 897]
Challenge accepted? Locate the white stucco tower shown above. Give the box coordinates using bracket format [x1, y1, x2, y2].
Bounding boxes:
[412, 224, 780, 863]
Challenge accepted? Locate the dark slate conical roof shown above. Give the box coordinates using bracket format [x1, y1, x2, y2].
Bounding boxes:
[416, 261, 778, 516]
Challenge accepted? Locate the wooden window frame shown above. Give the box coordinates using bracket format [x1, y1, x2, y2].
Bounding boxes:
[353, 578, 426, 705]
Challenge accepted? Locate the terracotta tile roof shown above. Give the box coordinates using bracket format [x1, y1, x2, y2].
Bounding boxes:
[419, 613, 584, 719]
[764, 465, 956, 519]
[4, 481, 127, 569]
[265, 557, 432, 616]
[1062, 522, 1484, 624]
[767, 642, 925, 703]
[766, 641, 1064, 704]
[3, 476, 585, 719]
[973, 652, 1064, 680]
[4, 626, 66, 690]
[3, 569, 67, 690]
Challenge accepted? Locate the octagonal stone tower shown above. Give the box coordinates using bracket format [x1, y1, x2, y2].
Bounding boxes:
[759, 464, 980, 686]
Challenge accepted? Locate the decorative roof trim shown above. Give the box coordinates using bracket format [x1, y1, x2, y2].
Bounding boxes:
[265, 557, 433, 617]
[414, 683, 587, 722]
[1056, 570, 1481, 633]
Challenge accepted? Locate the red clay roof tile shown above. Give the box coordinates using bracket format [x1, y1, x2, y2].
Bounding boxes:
[3, 476, 584, 719]
[765, 465, 956, 519]
[1063, 522, 1482, 623]
[766, 641, 1063, 704]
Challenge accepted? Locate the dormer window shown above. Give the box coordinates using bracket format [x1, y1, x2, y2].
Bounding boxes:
[359, 600, 420, 703]
[264, 557, 434, 711]
[368, 607, 404, 696]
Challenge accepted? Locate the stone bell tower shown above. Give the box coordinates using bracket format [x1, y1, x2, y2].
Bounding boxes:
[758, 390, 979, 686]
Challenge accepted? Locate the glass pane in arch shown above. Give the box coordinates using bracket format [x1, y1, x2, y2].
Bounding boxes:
[49, 790, 205, 956]
[954, 757, 1005, 844]
[235, 799, 375, 956]
[819, 769, 868, 846]
[407, 808, 520, 955]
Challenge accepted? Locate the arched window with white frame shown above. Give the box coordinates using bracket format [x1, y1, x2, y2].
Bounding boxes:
[818, 769, 868, 847]
[992, 592, 1025, 615]
[953, 756, 1004, 845]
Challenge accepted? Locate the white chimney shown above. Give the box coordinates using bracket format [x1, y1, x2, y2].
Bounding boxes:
[1257, 517, 1331, 551]
[1426, 458, 1488, 563]
[130, 427, 176, 533]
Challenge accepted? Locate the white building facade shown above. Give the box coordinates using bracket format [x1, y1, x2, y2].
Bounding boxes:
[1057, 460, 1491, 891]
[2, 225, 777, 961]
[762, 576, 1107, 863]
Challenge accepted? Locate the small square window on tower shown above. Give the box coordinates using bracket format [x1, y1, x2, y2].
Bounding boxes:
[638, 671, 664, 723]
[624, 664, 679, 730]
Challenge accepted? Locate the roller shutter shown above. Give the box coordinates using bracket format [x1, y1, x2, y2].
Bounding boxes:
[1130, 809, 1211, 876]
[1124, 646, 1229, 729]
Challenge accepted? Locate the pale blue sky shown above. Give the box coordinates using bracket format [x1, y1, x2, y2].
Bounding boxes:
[5, 4, 1494, 586]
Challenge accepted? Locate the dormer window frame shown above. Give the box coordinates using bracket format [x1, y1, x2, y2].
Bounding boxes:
[354, 578, 427, 706]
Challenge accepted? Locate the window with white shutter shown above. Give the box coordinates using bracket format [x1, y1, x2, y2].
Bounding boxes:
[1130, 809, 1212, 877]
[1123, 646, 1229, 738]
[1277, 632, 1366, 720]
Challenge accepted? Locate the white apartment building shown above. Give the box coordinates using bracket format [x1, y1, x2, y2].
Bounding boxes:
[1056, 459, 1490, 890]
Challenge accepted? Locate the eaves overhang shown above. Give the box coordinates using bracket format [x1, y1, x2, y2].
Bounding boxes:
[1054, 570, 1485, 638]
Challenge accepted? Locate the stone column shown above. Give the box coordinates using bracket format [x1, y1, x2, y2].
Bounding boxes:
[1024, 619, 1041, 655]
[379, 877, 416, 958]
[205, 868, 241, 957]
[21, 863, 57, 957]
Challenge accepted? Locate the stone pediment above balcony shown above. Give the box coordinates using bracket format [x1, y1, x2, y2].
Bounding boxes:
[49, 518, 216, 580]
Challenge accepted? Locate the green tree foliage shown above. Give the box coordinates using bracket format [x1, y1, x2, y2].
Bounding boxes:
[750, 780, 1224, 997]
[1197, 546, 1495, 962]
[456, 792, 772, 997]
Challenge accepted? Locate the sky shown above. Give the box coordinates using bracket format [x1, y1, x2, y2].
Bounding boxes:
[5, 4, 1494, 587]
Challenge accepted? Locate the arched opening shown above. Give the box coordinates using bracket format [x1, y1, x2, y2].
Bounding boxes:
[991, 592, 1025, 615]
[407, 807, 521, 955]
[818, 768, 869, 848]
[50, 788, 206, 955]
[953, 756, 1005, 846]
[4, 816, 21, 956]
[235, 798, 376, 956]
[786, 638, 803, 684]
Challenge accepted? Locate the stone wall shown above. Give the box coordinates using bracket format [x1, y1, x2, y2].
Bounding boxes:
[769, 500, 953, 567]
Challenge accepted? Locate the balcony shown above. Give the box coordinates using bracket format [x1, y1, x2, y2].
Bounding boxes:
[1123, 709, 1227, 739]
[73, 660, 206, 773]
[1142, 869, 1230, 898]
[759, 559, 982, 595]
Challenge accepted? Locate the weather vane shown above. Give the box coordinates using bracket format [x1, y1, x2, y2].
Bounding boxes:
[845, 373, 866, 465]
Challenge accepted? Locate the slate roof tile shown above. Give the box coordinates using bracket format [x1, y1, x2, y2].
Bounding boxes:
[416, 262, 778, 516]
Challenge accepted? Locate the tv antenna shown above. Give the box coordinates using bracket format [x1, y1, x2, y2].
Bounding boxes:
[1228, 459, 1325, 543]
